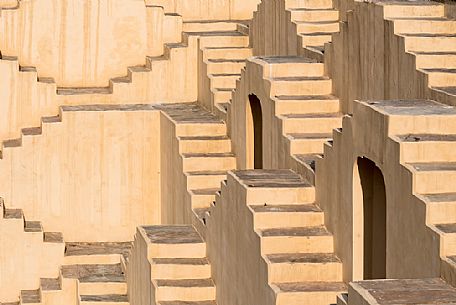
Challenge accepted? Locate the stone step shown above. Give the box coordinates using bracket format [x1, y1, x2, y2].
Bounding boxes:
[266, 253, 342, 282]
[189, 188, 218, 209]
[250, 204, 324, 229]
[209, 73, 241, 90]
[140, 225, 206, 259]
[178, 135, 231, 154]
[407, 162, 456, 194]
[414, 51, 456, 69]
[434, 223, 456, 256]
[381, 2, 444, 19]
[268, 76, 332, 96]
[274, 95, 339, 115]
[422, 68, 456, 87]
[235, 170, 315, 204]
[196, 32, 249, 48]
[154, 279, 216, 302]
[202, 47, 252, 61]
[206, 58, 245, 74]
[289, 8, 339, 22]
[20, 290, 40, 305]
[181, 153, 236, 172]
[63, 242, 131, 265]
[150, 258, 211, 280]
[402, 33, 456, 52]
[397, 133, 456, 162]
[259, 226, 334, 254]
[349, 278, 456, 305]
[41, 278, 61, 291]
[79, 282, 127, 296]
[273, 281, 346, 305]
[296, 21, 339, 34]
[62, 263, 125, 282]
[183, 20, 241, 32]
[280, 113, 342, 134]
[79, 294, 128, 305]
[56, 87, 111, 96]
[44, 232, 64, 243]
[285, 0, 334, 10]
[174, 122, 227, 137]
[299, 32, 332, 47]
[24, 221, 42, 233]
[256, 56, 323, 77]
[421, 193, 456, 224]
[212, 88, 233, 104]
[286, 133, 333, 155]
[186, 171, 227, 190]
[393, 18, 456, 34]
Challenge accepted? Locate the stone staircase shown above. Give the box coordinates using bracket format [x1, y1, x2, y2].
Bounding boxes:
[251, 56, 342, 183]
[160, 103, 236, 227]
[251, 0, 340, 61]
[383, 1, 456, 103]
[286, 0, 340, 59]
[214, 170, 346, 305]
[62, 242, 132, 305]
[350, 99, 456, 285]
[191, 20, 252, 119]
[396, 132, 456, 284]
[0, 199, 64, 305]
[134, 225, 216, 304]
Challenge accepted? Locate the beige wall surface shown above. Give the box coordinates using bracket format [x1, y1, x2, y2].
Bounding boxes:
[0, 108, 161, 241]
[205, 174, 275, 305]
[316, 101, 442, 281]
[326, 1, 456, 114]
[146, 0, 260, 21]
[0, 0, 147, 87]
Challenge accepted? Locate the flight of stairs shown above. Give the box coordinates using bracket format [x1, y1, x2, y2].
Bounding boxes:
[229, 170, 346, 305]
[0, 200, 64, 305]
[251, 0, 340, 61]
[137, 225, 216, 304]
[160, 103, 236, 226]
[286, 0, 340, 58]
[252, 56, 342, 183]
[189, 20, 252, 119]
[62, 242, 132, 305]
[397, 132, 456, 284]
[384, 1, 456, 104]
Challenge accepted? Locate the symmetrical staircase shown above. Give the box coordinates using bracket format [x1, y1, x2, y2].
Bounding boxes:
[62, 242, 132, 305]
[251, 56, 342, 183]
[190, 20, 252, 119]
[135, 225, 216, 304]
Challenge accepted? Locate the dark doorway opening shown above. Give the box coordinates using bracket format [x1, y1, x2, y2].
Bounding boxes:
[248, 94, 263, 169]
[357, 157, 387, 279]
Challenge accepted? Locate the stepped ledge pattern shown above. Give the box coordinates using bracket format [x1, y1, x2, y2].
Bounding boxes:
[1, 0, 456, 305]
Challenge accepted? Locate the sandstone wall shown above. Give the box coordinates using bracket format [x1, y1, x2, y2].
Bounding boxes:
[0, 108, 161, 241]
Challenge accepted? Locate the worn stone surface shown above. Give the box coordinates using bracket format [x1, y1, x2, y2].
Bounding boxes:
[142, 226, 203, 244]
[61, 264, 125, 282]
[65, 242, 131, 258]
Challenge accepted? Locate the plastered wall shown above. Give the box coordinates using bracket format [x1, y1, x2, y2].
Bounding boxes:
[0, 108, 161, 241]
[325, 1, 456, 114]
[316, 101, 441, 281]
[0, 0, 148, 87]
[146, 0, 260, 21]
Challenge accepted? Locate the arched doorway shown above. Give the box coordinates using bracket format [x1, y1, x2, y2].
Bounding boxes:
[357, 157, 387, 279]
[247, 94, 263, 169]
